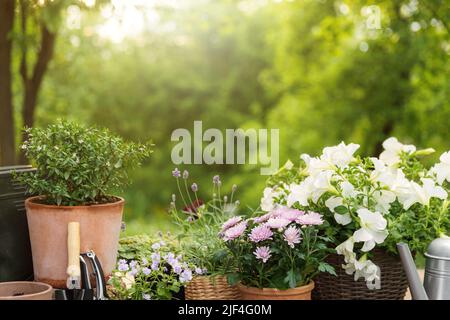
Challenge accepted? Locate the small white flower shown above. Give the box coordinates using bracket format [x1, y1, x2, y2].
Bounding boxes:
[430, 151, 450, 185]
[301, 154, 334, 177]
[325, 196, 352, 225]
[399, 178, 447, 210]
[336, 237, 356, 263]
[379, 137, 416, 167]
[372, 189, 396, 214]
[311, 170, 336, 203]
[321, 142, 360, 168]
[287, 179, 313, 207]
[353, 209, 388, 252]
[260, 187, 281, 212]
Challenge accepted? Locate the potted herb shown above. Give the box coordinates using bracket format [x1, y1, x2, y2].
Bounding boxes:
[261, 138, 449, 299]
[17, 120, 152, 288]
[109, 233, 199, 300]
[169, 170, 241, 300]
[220, 207, 335, 300]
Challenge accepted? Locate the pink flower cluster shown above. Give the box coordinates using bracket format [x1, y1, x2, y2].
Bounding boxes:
[220, 207, 323, 263]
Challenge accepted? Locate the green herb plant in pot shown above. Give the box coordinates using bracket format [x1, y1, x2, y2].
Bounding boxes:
[17, 120, 152, 288]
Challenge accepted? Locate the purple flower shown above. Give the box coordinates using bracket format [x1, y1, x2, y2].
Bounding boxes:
[129, 267, 139, 276]
[220, 216, 242, 233]
[164, 252, 176, 264]
[284, 226, 302, 248]
[142, 258, 148, 265]
[296, 212, 323, 225]
[143, 293, 151, 300]
[142, 267, 151, 275]
[254, 246, 272, 263]
[213, 175, 221, 185]
[179, 269, 193, 283]
[152, 243, 161, 250]
[183, 170, 189, 179]
[130, 260, 138, 268]
[151, 252, 161, 263]
[151, 262, 159, 271]
[222, 221, 247, 241]
[265, 217, 291, 229]
[118, 260, 129, 272]
[173, 264, 182, 274]
[249, 225, 273, 243]
[195, 267, 203, 275]
[172, 168, 181, 178]
[191, 183, 198, 192]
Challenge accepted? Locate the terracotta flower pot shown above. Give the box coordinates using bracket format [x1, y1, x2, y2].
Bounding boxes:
[25, 196, 124, 288]
[238, 281, 314, 300]
[0, 281, 53, 300]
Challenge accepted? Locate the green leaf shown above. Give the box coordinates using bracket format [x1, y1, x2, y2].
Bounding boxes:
[334, 205, 348, 214]
[318, 262, 337, 276]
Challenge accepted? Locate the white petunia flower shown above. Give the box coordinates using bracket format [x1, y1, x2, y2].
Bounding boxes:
[260, 187, 281, 212]
[430, 151, 450, 185]
[372, 189, 396, 214]
[287, 180, 313, 207]
[325, 196, 352, 225]
[336, 237, 356, 263]
[353, 209, 388, 252]
[300, 154, 334, 176]
[379, 137, 416, 167]
[311, 170, 337, 203]
[321, 142, 360, 168]
[398, 178, 447, 210]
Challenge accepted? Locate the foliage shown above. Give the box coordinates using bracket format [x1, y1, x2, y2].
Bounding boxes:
[220, 209, 335, 289]
[169, 171, 239, 276]
[16, 120, 152, 206]
[110, 233, 200, 300]
[263, 138, 449, 288]
[2, 0, 448, 224]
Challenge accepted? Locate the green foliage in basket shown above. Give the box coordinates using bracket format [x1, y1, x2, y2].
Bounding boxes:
[169, 170, 238, 276]
[110, 233, 200, 300]
[16, 120, 153, 206]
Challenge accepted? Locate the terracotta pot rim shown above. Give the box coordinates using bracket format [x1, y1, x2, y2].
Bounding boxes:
[237, 281, 314, 296]
[0, 281, 53, 299]
[25, 195, 125, 209]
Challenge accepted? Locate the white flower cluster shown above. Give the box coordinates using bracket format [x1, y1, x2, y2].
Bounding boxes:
[260, 138, 450, 289]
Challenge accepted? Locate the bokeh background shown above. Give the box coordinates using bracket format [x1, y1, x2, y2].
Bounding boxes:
[1, 0, 449, 234]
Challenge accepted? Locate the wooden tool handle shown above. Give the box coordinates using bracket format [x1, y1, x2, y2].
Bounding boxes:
[66, 222, 81, 278]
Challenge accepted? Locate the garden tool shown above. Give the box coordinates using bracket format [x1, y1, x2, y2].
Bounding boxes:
[54, 222, 86, 300]
[81, 250, 108, 300]
[397, 237, 450, 300]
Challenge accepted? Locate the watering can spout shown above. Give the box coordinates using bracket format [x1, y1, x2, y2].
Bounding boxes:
[397, 243, 428, 300]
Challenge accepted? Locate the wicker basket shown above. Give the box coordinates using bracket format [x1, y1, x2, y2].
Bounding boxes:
[185, 275, 241, 300]
[313, 249, 408, 300]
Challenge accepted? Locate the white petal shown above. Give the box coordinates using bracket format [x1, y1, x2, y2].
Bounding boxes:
[361, 240, 376, 252]
[353, 228, 372, 242]
[334, 213, 352, 225]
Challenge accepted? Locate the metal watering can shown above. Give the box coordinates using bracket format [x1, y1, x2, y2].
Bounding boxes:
[397, 237, 450, 300]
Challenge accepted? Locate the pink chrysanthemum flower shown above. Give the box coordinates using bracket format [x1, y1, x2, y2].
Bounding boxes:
[283, 226, 302, 248]
[254, 246, 272, 263]
[265, 217, 291, 229]
[253, 212, 272, 224]
[296, 212, 323, 225]
[222, 221, 247, 241]
[220, 216, 242, 234]
[249, 225, 273, 243]
[273, 207, 305, 222]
